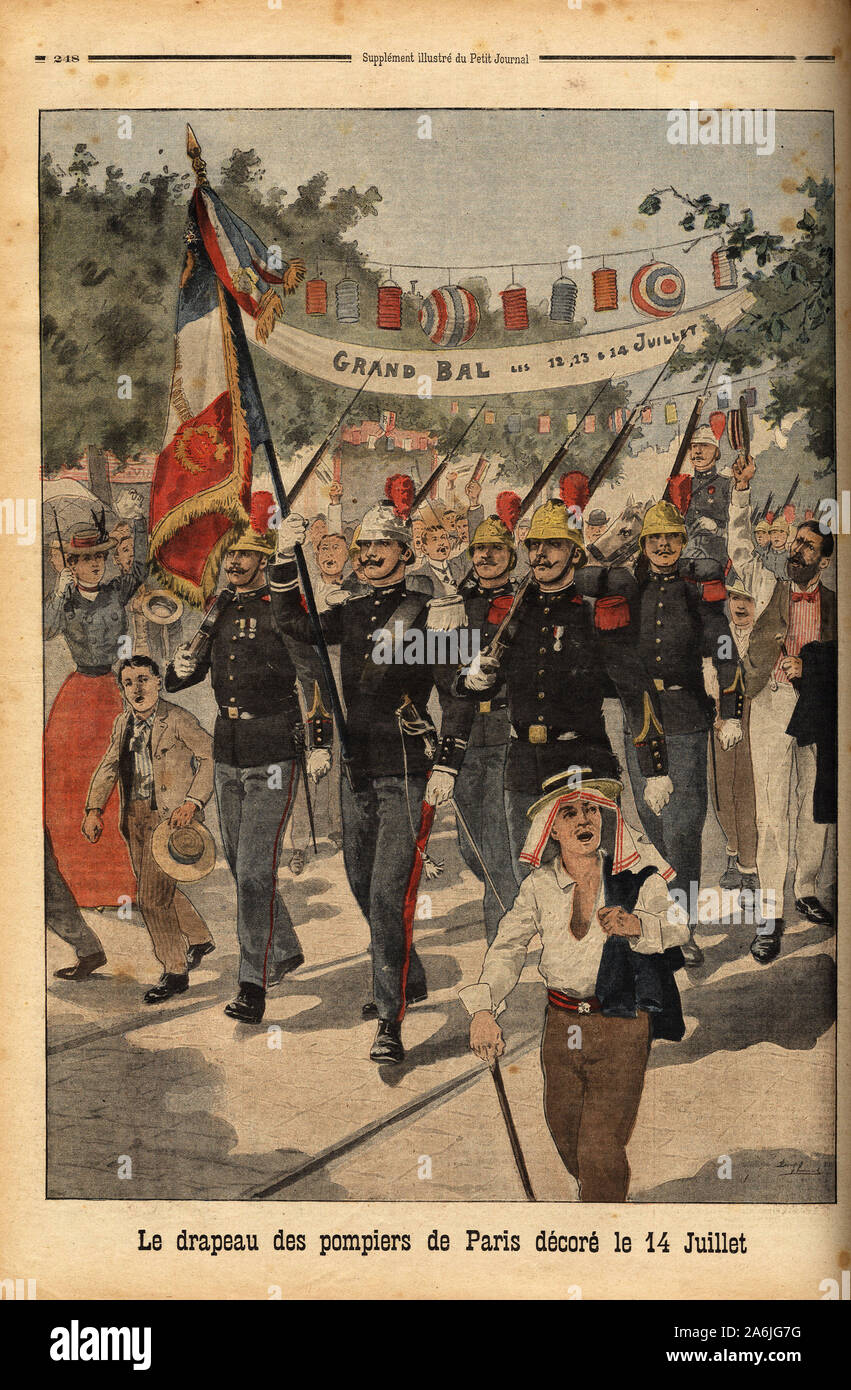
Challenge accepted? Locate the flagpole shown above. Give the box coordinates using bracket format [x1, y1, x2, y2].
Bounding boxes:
[185, 124, 354, 775]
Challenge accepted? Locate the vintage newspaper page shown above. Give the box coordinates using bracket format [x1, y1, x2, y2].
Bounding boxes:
[0, 0, 848, 1327]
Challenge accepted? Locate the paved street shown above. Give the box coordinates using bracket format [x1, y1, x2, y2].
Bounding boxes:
[46, 673, 836, 1206]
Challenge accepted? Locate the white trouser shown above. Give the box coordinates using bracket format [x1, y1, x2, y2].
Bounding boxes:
[748, 681, 828, 921]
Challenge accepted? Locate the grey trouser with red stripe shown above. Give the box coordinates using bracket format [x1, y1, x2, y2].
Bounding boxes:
[214, 761, 302, 988]
[541, 1005, 650, 1202]
[341, 773, 427, 1023]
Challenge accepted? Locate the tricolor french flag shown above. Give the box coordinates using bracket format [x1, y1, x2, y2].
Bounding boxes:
[149, 185, 304, 606]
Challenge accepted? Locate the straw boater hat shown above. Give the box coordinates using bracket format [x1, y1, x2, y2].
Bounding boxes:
[66, 522, 117, 557]
[725, 567, 755, 601]
[520, 768, 674, 879]
[140, 589, 184, 626]
[151, 820, 216, 883]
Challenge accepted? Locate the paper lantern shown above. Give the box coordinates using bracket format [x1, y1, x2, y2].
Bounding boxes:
[501, 280, 529, 331]
[743, 387, 758, 408]
[305, 276, 327, 315]
[709, 410, 727, 441]
[538, 415, 551, 434]
[450, 400, 459, 415]
[507, 414, 522, 435]
[335, 277, 360, 323]
[641, 406, 653, 424]
[377, 276, 402, 330]
[665, 401, 678, 425]
[711, 247, 738, 290]
[566, 413, 578, 432]
[418, 284, 479, 347]
[550, 276, 577, 323]
[631, 262, 686, 319]
[484, 409, 495, 425]
[717, 387, 732, 409]
[592, 266, 618, 312]
[584, 415, 596, 433]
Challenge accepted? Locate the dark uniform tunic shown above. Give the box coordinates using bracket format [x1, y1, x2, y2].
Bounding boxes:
[164, 582, 329, 991]
[458, 566, 668, 871]
[625, 555, 745, 923]
[269, 557, 473, 1022]
[683, 466, 733, 566]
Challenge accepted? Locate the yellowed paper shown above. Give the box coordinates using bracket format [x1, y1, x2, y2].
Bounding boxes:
[0, 0, 848, 1304]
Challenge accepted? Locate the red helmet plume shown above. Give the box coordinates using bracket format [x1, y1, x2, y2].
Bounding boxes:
[249, 490, 276, 533]
[496, 490, 521, 532]
[385, 473, 415, 519]
[666, 474, 692, 517]
[559, 470, 591, 515]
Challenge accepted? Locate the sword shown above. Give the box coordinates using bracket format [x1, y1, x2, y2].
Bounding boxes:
[293, 723, 318, 856]
[489, 1058, 536, 1201]
[450, 797, 507, 916]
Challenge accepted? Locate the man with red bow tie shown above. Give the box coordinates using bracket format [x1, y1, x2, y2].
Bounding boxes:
[728, 454, 836, 962]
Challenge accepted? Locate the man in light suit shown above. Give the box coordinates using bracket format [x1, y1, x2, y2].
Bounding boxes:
[84, 655, 216, 1003]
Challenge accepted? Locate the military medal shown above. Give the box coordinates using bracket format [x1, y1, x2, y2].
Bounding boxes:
[553, 625, 564, 651]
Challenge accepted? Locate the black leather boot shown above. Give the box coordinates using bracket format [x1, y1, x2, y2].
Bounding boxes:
[370, 1020, 405, 1063]
[144, 972, 189, 1004]
[224, 982, 266, 1023]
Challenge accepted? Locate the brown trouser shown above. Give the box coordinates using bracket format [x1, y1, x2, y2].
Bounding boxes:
[541, 1006, 650, 1202]
[711, 696, 757, 870]
[125, 800, 212, 977]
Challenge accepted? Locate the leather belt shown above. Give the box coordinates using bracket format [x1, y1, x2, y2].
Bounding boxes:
[548, 989, 602, 1014]
[219, 705, 259, 721]
[511, 725, 578, 745]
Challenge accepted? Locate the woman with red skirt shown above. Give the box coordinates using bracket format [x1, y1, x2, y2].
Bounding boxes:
[44, 502, 147, 908]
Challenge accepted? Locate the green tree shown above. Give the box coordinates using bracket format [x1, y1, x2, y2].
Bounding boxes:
[637, 178, 834, 461]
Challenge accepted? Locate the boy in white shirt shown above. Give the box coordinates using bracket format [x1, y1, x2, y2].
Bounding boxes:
[461, 768, 689, 1201]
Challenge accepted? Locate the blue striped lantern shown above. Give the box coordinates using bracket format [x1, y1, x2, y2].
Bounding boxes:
[507, 413, 522, 435]
[418, 284, 480, 348]
[550, 275, 578, 323]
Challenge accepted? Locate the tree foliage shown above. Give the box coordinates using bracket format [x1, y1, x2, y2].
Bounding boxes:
[637, 179, 834, 461]
[40, 143, 630, 487]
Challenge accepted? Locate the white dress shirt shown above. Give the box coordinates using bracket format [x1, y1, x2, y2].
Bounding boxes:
[459, 851, 689, 1016]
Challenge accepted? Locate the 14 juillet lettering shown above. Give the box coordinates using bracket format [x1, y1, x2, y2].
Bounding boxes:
[138, 1228, 747, 1255]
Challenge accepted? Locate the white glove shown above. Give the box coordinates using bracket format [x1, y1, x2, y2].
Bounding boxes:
[644, 775, 673, 816]
[716, 718, 743, 751]
[56, 567, 75, 597]
[276, 513, 308, 556]
[464, 649, 500, 693]
[307, 748, 331, 783]
[114, 488, 145, 520]
[695, 516, 718, 534]
[424, 769, 456, 807]
[171, 643, 197, 681]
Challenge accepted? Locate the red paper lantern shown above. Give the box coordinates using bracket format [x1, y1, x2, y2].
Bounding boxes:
[305, 277, 327, 315]
[592, 266, 618, 311]
[377, 277, 402, 330]
[501, 281, 529, 331]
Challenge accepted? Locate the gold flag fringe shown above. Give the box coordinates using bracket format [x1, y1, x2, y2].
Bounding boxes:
[255, 289, 284, 346]
[282, 258, 306, 294]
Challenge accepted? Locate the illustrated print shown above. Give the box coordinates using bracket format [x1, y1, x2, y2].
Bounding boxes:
[41, 108, 836, 1205]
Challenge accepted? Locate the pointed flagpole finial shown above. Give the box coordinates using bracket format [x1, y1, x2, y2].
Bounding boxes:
[186, 124, 208, 186]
